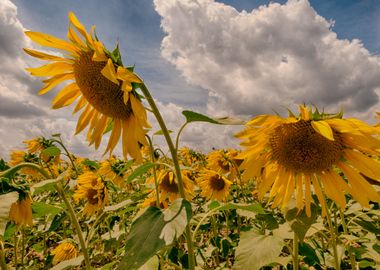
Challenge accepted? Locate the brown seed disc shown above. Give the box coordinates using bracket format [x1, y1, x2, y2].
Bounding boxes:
[209, 174, 226, 191]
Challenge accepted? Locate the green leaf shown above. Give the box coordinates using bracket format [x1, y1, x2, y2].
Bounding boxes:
[126, 162, 155, 184]
[50, 255, 84, 270]
[117, 207, 165, 270]
[32, 201, 62, 218]
[41, 146, 61, 157]
[104, 199, 133, 212]
[285, 205, 318, 242]
[358, 260, 375, 268]
[138, 255, 159, 270]
[234, 230, 284, 270]
[4, 222, 16, 241]
[354, 218, 380, 235]
[103, 119, 114, 135]
[154, 129, 173, 135]
[48, 212, 67, 232]
[117, 199, 192, 270]
[31, 178, 59, 195]
[160, 199, 192, 245]
[0, 192, 18, 236]
[207, 201, 264, 214]
[299, 242, 321, 265]
[182, 110, 220, 124]
[82, 159, 100, 169]
[214, 116, 246, 125]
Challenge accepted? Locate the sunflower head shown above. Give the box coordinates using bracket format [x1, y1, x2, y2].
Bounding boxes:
[236, 105, 380, 216]
[52, 241, 78, 265]
[9, 193, 33, 227]
[197, 170, 232, 202]
[24, 12, 150, 161]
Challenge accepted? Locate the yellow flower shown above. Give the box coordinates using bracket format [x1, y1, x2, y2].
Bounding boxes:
[236, 105, 380, 216]
[179, 147, 205, 168]
[197, 170, 232, 201]
[98, 157, 128, 188]
[24, 12, 150, 161]
[9, 150, 41, 179]
[23, 138, 44, 153]
[73, 171, 108, 216]
[148, 169, 195, 206]
[9, 194, 33, 227]
[207, 149, 240, 179]
[52, 242, 78, 265]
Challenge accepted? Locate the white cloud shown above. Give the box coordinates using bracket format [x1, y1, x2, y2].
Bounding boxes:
[154, 0, 380, 120]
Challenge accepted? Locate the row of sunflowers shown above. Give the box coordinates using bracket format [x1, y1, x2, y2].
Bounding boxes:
[0, 11, 379, 270]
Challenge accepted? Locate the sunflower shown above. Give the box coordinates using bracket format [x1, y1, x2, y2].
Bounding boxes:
[236, 105, 380, 216]
[9, 194, 33, 227]
[52, 242, 78, 265]
[98, 157, 128, 188]
[179, 147, 205, 168]
[147, 169, 195, 206]
[9, 150, 41, 179]
[24, 12, 150, 161]
[23, 138, 44, 154]
[207, 149, 240, 179]
[73, 171, 108, 216]
[197, 170, 232, 201]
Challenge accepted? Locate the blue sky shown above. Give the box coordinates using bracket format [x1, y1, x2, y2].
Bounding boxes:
[1, 0, 380, 158]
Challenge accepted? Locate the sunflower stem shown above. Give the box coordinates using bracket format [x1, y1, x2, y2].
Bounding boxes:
[175, 122, 188, 151]
[0, 239, 8, 270]
[139, 82, 196, 270]
[52, 137, 79, 178]
[54, 182, 91, 270]
[146, 135, 160, 208]
[0, 162, 50, 179]
[324, 202, 341, 270]
[293, 232, 299, 270]
[339, 208, 357, 270]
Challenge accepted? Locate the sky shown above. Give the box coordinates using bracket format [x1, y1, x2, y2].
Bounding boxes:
[1, 0, 380, 160]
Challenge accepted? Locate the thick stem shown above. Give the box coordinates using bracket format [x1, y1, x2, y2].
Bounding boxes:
[339, 209, 357, 270]
[0, 240, 8, 270]
[325, 203, 341, 270]
[55, 183, 91, 270]
[139, 83, 196, 269]
[293, 232, 299, 270]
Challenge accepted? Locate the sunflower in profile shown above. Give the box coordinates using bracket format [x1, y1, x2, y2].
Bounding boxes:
[73, 171, 108, 216]
[9, 193, 33, 227]
[9, 150, 41, 180]
[24, 12, 150, 161]
[236, 105, 380, 216]
[207, 149, 241, 179]
[98, 157, 129, 188]
[197, 170, 232, 201]
[52, 241, 78, 265]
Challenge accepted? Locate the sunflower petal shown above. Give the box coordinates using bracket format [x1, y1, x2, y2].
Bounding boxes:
[311, 120, 334, 141]
[26, 62, 73, 77]
[25, 31, 78, 53]
[52, 83, 80, 109]
[39, 73, 74, 95]
[101, 59, 119, 84]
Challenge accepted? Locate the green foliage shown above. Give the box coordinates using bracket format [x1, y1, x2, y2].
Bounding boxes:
[41, 146, 61, 157]
[0, 191, 18, 236]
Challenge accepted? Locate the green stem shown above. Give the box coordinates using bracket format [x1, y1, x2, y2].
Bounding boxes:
[0, 240, 7, 270]
[146, 135, 160, 208]
[55, 182, 91, 270]
[139, 82, 196, 269]
[325, 203, 341, 270]
[52, 138, 79, 177]
[175, 122, 188, 151]
[0, 162, 50, 179]
[293, 232, 299, 270]
[339, 209, 357, 270]
[21, 228, 25, 267]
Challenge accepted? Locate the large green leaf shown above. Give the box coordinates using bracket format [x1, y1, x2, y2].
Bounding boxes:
[285, 205, 318, 242]
[0, 192, 18, 236]
[234, 230, 284, 270]
[208, 201, 265, 214]
[41, 146, 61, 157]
[32, 201, 62, 218]
[31, 178, 59, 194]
[117, 199, 191, 270]
[182, 110, 245, 125]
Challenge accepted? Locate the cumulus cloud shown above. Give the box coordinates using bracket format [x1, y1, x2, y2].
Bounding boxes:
[154, 0, 380, 118]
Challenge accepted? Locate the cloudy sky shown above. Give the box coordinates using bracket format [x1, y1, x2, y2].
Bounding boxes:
[1, 0, 380, 160]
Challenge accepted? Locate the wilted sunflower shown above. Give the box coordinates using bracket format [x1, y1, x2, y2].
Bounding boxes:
[9, 150, 41, 179]
[73, 171, 108, 216]
[197, 170, 232, 201]
[52, 242, 78, 265]
[207, 149, 241, 179]
[24, 12, 150, 161]
[98, 157, 128, 188]
[236, 105, 380, 216]
[9, 194, 33, 226]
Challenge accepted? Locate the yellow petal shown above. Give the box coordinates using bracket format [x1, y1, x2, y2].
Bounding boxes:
[76, 105, 93, 134]
[92, 41, 108, 61]
[101, 59, 119, 84]
[39, 73, 74, 95]
[67, 25, 85, 47]
[123, 91, 130, 104]
[295, 174, 304, 210]
[130, 95, 150, 128]
[344, 149, 380, 182]
[282, 172, 295, 209]
[73, 96, 87, 114]
[304, 174, 312, 217]
[25, 31, 78, 53]
[311, 120, 334, 141]
[52, 83, 80, 109]
[92, 114, 108, 149]
[68, 12, 94, 47]
[23, 48, 67, 61]
[104, 119, 122, 155]
[311, 175, 326, 217]
[299, 105, 311, 120]
[320, 172, 346, 209]
[26, 62, 73, 77]
[116, 67, 142, 83]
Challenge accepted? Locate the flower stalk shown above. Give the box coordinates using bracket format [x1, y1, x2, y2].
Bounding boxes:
[139, 82, 196, 270]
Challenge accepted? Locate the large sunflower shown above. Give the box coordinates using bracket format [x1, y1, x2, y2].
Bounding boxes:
[236, 105, 380, 216]
[24, 12, 150, 161]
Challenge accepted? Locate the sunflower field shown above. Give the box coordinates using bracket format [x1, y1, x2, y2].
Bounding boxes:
[1, 12, 380, 270]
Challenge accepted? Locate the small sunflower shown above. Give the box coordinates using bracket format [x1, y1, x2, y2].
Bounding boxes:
[23, 138, 44, 154]
[197, 170, 232, 201]
[24, 12, 150, 161]
[236, 105, 380, 216]
[9, 194, 33, 227]
[179, 147, 205, 168]
[148, 169, 195, 205]
[207, 149, 240, 179]
[9, 150, 41, 179]
[52, 242, 78, 265]
[98, 157, 128, 188]
[73, 171, 108, 216]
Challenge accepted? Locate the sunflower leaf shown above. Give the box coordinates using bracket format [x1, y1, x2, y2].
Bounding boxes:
[285, 205, 318, 242]
[126, 162, 155, 184]
[234, 229, 284, 270]
[182, 110, 245, 125]
[0, 192, 19, 236]
[41, 146, 61, 157]
[50, 255, 84, 270]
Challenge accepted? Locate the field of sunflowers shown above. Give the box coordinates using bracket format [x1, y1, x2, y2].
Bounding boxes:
[0, 11, 379, 270]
